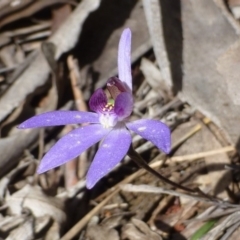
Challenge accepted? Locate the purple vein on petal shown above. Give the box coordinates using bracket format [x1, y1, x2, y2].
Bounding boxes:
[18, 111, 99, 129]
[114, 92, 133, 119]
[37, 124, 110, 174]
[89, 89, 107, 113]
[86, 127, 131, 189]
[118, 28, 132, 91]
[126, 119, 171, 154]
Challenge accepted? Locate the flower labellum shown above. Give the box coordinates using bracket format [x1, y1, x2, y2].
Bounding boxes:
[18, 28, 171, 189]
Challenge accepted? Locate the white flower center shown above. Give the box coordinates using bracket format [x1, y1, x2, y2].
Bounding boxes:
[99, 113, 118, 128]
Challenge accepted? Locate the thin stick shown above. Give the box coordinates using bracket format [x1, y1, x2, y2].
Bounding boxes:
[60, 189, 119, 240]
[67, 55, 89, 179]
[67, 55, 87, 112]
[65, 55, 89, 188]
[169, 146, 235, 162]
[121, 184, 240, 208]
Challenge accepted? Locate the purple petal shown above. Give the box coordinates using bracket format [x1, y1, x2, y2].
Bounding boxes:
[114, 92, 133, 120]
[89, 89, 107, 113]
[118, 28, 132, 91]
[126, 119, 171, 153]
[86, 127, 131, 189]
[37, 124, 110, 173]
[18, 111, 99, 129]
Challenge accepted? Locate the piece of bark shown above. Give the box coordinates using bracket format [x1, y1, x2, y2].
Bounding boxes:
[217, 40, 240, 105]
[180, 0, 240, 146]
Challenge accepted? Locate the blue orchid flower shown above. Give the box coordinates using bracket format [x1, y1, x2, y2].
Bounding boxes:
[18, 28, 171, 189]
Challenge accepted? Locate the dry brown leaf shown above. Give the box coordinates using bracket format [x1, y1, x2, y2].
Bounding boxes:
[85, 216, 121, 240]
[44, 221, 60, 240]
[6, 217, 34, 240]
[6, 185, 66, 224]
[0, 216, 25, 233]
[227, 221, 240, 239]
[1, 22, 51, 38]
[140, 58, 172, 99]
[122, 218, 162, 240]
[34, 215, 52, 235]
[85, 225, 119, 240]
[0, 158, 35, 199]
[0, 130, 39, 178]
[142, 0, 173, 88]
[0, 45, 24, 67]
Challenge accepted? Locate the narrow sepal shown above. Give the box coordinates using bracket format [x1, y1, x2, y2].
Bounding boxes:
[18, 111, 99, 129]
[118, 28, 132, 91]
[126, 119, 171, 153]
[37, 124, 110, 173]
[86, 127, 131, 189]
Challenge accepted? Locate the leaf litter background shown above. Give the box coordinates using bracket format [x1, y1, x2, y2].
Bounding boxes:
[0, 0, 240, 239]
